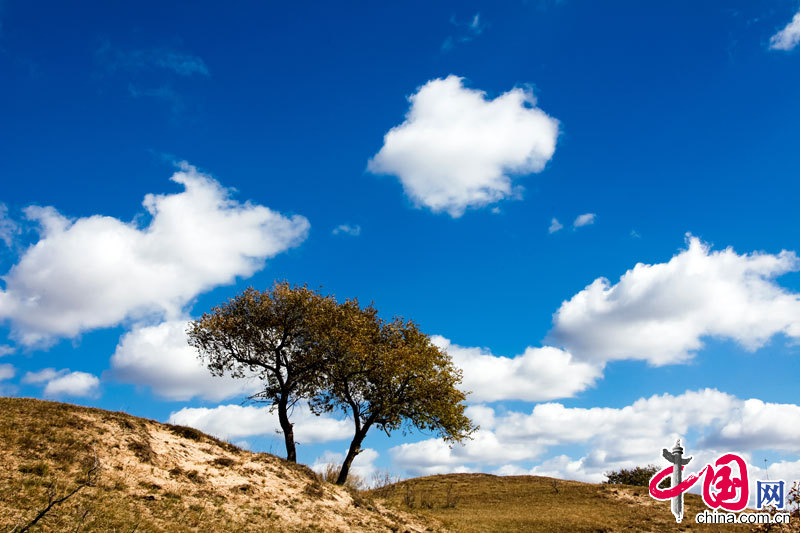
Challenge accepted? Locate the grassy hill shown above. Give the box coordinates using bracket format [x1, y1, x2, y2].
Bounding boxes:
[372, 473, 757, 533]
[1, 397, 784, 532]
[0, 397, 434, 532]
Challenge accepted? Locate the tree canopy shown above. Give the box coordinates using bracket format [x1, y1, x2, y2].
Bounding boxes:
[311, 299, 476, 484]
[188, 283, 475, 483]
[186, 282, 336, 462]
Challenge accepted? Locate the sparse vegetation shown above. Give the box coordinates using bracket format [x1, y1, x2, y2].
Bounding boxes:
[316, 463, 365, 491]
[210, 456, 236, 468]
[4, 397, 767, 532]
[604, 464, 659, 487]
[373, 473, 753, 532]
[0, 397, 435, 532]
[127, 437, 156, 464]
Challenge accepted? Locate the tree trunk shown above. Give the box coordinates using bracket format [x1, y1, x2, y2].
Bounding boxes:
[277, 392, 297, 462]
[336, 430, 366, 485]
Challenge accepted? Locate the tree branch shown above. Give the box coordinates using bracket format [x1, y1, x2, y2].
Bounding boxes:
[16, 448, 101, 533]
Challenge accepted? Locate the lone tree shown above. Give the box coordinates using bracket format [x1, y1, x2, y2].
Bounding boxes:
[312, 299, 476, 485]
[187, 282, 336, 462]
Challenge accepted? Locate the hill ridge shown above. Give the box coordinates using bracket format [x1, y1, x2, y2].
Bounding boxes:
[0, 397, 435, 532]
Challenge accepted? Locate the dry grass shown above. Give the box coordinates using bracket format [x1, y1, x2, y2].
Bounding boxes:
[372, 473, 757, 532]
[0, 397, 437, 532]
[5, 396, 769, 532]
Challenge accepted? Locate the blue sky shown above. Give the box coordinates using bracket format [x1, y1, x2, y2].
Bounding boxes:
[3, 0, 800, 488]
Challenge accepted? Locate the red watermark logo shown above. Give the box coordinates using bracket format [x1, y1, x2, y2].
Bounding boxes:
[649, 452, 749, 512]
[648, 440, 793, 525]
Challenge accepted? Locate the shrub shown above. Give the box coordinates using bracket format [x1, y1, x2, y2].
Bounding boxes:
[167, 424, 205, 441]
[18, 462, 50, 476]
[127, 437, 156, 463]
[316, 463, 364, 491]
[211, 456, 236, 468]
[605, 465, 660, 486]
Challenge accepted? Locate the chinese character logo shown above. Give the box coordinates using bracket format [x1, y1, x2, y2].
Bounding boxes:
[757, 480, 785, 510]
[649, 440, 749, 523]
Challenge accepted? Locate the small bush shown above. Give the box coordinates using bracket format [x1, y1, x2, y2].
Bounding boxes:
[604, 465, 660, 486]
[18, 462, 50, 476]
[316, 463, 364, 490]
[186, 469, 206, 484]
[303, 479, 325, 499]
[211, 456, 236, 468]
[127, 437, 156, 463]
[167, 424, 204, 441]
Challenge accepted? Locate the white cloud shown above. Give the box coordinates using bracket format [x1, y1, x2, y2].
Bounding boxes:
[168, 403, 352, 444]
[0, 204, 19, 247]
[43, 371, 100, 398]
[432, 335, 601, 402]
[770, 11, 800, 51]
[368, 75, 559, 217]
[391, 429, 540, 476]
[22, 367, 62, 384]
[0, 345, 14, 357]
[332, 224, 361, 237]
[109, 320, 262, 401]
[548, 218, 563, 234]
[0, 163, 309, 346]
[573, 213, 595, 228]
[22, 367, 99, 397]
[0, 363, 14, 381]
[699, 398, 800, 452]
[389, 389, 800, 483]
[549, 235, 800, 365]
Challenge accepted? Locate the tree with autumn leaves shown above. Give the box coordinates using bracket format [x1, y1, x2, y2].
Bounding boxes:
[187, 282, 475, 485]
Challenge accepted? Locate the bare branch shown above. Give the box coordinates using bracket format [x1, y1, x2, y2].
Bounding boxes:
[16, 447, 102, 533]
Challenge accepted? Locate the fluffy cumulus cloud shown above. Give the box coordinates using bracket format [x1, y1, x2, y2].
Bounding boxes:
[368, 75, 559, 217]
[770, 10, 800, 51]
[0, 163, 309, 346]
[44, 371, 100, 398]
[390, 389, 800, 483]
[548, 218, 563, 234]
[391, 427, 542, 477]
[109, 320, 262, 401]
[168, 403, 352, 444]
[22, 367, 100, 398]
[432, 335, 601, 402]
[549, 235, 800, 365]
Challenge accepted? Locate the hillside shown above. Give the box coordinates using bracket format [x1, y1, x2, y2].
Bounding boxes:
[1, 398, 784, 533]
[372, 473, 757, 533]
[0, 397, 435, 532]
